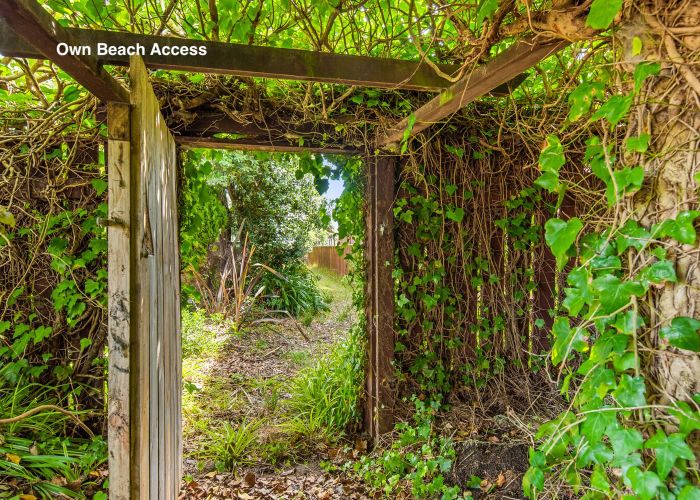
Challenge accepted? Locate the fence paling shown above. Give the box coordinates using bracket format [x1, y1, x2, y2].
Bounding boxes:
[306, 245, 350, 276]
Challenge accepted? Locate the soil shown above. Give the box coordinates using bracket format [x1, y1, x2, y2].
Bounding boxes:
[450, 440, 530, 499]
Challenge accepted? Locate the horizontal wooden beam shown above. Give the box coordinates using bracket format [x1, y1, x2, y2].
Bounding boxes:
[174, 135, 360, 155]
[379, 36, 570, 147]
[0, 20, 458, 92]
[2, 19, 526, 95]
[0, 0, 128, 102]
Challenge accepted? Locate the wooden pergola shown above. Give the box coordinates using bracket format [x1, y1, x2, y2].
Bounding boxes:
[0, 1, 569, 498]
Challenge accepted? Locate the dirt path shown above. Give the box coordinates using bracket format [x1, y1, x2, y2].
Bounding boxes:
[179, 268, 372, 499]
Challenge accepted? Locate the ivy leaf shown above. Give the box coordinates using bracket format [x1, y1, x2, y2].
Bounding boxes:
[607, 426, 644, 456]
[91, 178, 108, 196]
[591, 94, 633, 129]
[551, 317, 587, 365]
[668, 402, 700, 435]
[534, 171, 560, 193]
[678, 486, 700, 500]
[638, 260, 677, 286]
[581, 409, 616, 445]
[634, 62, 661, 93]
[563, 267, 592, 315]
[33, 326, 52, 344]
[604, 166, 644, 205]
[590, 466, 610, 494]
[653, 210, 700, 245]
[616, 220, 650, 253]
[80, 338, 93, 351]
[445, 184, 457, 196]
[645, 430, 695, 480]
[586, 0, 622, 29]
[591, 275, 644, 314]
[613, 375, 646, 407]
[445, 207, 465, 223]
[659, 317, 700, 351]
[624, 134, 650, 153]
[476, 0, 499, 26]
[522, 466, 544, 497]
[625, 467, 662, 500]
[539, 135, 565, 173]
[545, 218, 583, 270]
[568, 82, 605, 122]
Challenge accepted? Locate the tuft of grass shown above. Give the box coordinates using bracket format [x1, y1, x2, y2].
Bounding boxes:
[206, 419, 262, 471]
[283, 324, 364, 441]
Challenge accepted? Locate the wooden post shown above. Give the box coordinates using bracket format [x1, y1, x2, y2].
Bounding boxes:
[365, 155, 396, 439]
[106, 102, 131, 500]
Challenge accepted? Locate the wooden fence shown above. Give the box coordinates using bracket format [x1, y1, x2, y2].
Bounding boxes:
[306, 245, 350, 276]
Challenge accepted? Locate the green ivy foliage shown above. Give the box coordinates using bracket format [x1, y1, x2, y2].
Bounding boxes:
[524, 41, 700, 500]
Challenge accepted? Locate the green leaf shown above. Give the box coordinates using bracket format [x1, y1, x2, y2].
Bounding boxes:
[563, 267, 592, 315]
[0, 206, 15, 227]
[678, 485, 700, 500]
[634, 62, 661, 93]
[476, 0, 499, 26]
[539, 135, 565, 173]
[591, 94, 633, 128]
[445, 184, 457, 196]
[586, 0, 622, 29]
[445, 207, 465, 223]
[545, 218, 583, 270]
[659, 317, 700, 351]
[91, 178, 108, 196]
[624, 134, 650, 153]
[645, 430, 695, 480]
[80, 338, 93, 351]
[581, 409, 616, 445]
[590, 465, 610, 494]
[551, 317, 587, 365]
[591, 275, 645, 314]
[638, 260, 677, 286]
[613, 375, 646, 407]
[616, 220, 651, 253]
[522, 466, 544, 497]
[653, 210, 700, 245]
[534, 171, 560, 193]
[33, 326, 52, 344]
[625, 467, 662, 500]
[632, 36, 643, 56]
[568, 82, 606, 122]
[607, 426, 644, 456]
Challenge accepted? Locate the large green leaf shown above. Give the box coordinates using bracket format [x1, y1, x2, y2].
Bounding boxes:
[545, 218, 583, 270]
[613, 374, 646, 408]
[476, 0, 499, 26]
[653, 210, 700, 245]
[568, 82, 605, 122]
[591, 275, 644, 314]
[659, 317, 700, 351]
[645, 430, 695, 480]
[625, 467, 662, 500]
[591, 94, 633, 128]
[551, 317, 587, 365]
[607, 426, 643, 456]
[586, 0, 622, 29]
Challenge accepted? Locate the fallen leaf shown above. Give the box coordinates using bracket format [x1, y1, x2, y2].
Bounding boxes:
[479, 479, 492, 491]
[29, 444, 39, 456]
[487, 435, 500, 443]
[20, 495, 37, 500]
[243, 472, 256, 487]
[5, 453, 21, 465]
[496, 472, 506, 488]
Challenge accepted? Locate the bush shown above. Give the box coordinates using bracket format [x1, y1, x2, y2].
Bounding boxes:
[262, 265, 329, 317]
[284, 324, 364, 440]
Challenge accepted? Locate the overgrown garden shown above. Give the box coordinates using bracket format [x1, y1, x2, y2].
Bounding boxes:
[1, 0, 699, 498]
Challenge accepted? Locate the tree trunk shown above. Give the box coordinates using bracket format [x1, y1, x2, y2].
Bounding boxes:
[620, 3, 700, 402]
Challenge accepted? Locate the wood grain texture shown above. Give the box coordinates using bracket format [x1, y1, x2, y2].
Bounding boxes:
[107, 102, 131, 500]
[379, 37, 570, 147]
[0, 1, 128, 102]
[364, 155, 396, 439]
[129, 54, 181, 500]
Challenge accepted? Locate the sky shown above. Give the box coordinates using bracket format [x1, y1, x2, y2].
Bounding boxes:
[323, 178, 345, 201]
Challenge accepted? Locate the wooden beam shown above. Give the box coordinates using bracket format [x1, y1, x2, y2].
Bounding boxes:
[0, 0, 128, 102]
[364, 155, 396, 439]
[106, 102, 131, 500]
[2, 19, 525, 94]
[379, 37, 570, 147]
[175, 135, 361, 155]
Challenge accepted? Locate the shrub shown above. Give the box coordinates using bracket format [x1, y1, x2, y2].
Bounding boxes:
[262, 265, 329, 317]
